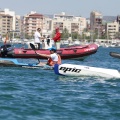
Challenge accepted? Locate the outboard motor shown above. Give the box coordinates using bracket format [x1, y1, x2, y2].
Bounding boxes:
[0, 44, 13, 57]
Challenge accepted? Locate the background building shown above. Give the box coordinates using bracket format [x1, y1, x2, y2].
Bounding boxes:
[24, 11, 44, 36]
[0, 13, 13, 35]
[106, 21, 119, 39]
[90, 11, 103, 38]
[51, 12, 86, 38]
[23, 11, 52, 37]
[0, 8, 21, 38]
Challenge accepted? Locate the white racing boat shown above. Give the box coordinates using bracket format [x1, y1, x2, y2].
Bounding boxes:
[54, 64, 120, 78]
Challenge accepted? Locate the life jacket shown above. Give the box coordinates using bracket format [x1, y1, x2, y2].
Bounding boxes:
[47, 54, 61, 66]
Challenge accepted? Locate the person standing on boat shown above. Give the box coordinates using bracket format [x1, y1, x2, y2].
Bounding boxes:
[47, 35, 50, 46]
[41, 35, 46, 49]
[4, 32, 9, 44]
[53, 27, 61, 49]
[36, 47, 61, 66]
[34, 28, 42, 49]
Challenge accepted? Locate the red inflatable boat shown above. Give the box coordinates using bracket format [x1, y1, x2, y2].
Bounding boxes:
[0, 43, 98, 60]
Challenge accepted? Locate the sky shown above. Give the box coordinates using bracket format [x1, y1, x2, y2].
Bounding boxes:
[0, 0, 120, 18]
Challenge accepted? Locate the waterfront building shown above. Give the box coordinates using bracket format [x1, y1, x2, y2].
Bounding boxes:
[24, 11, 44, 36]
[0, 13, 13, 35]
[42, 15, 52, 37]
[0, 8, 22, 37]
[90, 11, 103, 38]
[3, 9, 16, 31]
[106, 21, 119, 39]
[51, 12, 86, 35]
[24, 11, 52, 36]
[15, 15, 21, 33]
[117, 15, 120, 32]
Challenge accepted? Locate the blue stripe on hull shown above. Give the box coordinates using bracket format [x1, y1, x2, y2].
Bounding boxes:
[0, 58, 37, 67]
[54, 64, 65, 76]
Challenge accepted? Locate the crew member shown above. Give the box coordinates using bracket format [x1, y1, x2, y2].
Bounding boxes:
[4, 32, 9, 44]
[34, 28, 41, 49]
[53, 27, 61, 49]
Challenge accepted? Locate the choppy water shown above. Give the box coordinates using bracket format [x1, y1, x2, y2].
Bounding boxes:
[0, 45, 120, 120]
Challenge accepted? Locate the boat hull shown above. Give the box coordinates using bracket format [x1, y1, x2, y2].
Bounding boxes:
[54, 64, 120, 78]
[0, 58, 40, 68]
[109, 52, 120, 59]
[2, 43, 98, 59]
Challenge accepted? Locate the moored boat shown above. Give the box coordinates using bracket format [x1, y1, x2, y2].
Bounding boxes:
[109, 52, 120, 59]
[0, 43, 98, 60]
[0, 58, 38, 67]
[0, 58, 53, 69]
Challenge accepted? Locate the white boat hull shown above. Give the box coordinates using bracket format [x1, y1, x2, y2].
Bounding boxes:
[54, 64, 120, 78]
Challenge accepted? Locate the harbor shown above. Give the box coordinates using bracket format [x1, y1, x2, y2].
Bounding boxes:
[0, 45, 120, 120]
[0, 0, 120, 119]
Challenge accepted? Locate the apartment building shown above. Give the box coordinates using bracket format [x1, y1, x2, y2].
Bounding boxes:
[106, 21, 119, 39]
[90, 11, 103, 37]
[0, 8, 22, 37]
[0, 13, 13, 35]
[117, 15, 120, 31]
[42, 15, 52, 36]
[51, 12, 86, 34]
[24, 11, 44, 36]
[3, 9, 16, 30]
[23, 11, 53, 36]
[15, 15, 21, 32]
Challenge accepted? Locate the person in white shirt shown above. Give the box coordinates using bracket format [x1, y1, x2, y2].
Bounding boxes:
[34, 28, 41, 49]
[36, 47, 61, 66]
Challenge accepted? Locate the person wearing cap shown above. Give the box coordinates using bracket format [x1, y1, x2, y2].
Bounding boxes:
[53, 27, 61, 49]
[36, 47, 61, 66]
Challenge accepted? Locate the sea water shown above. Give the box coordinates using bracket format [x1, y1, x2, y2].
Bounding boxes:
[0, 45, 120, 120]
